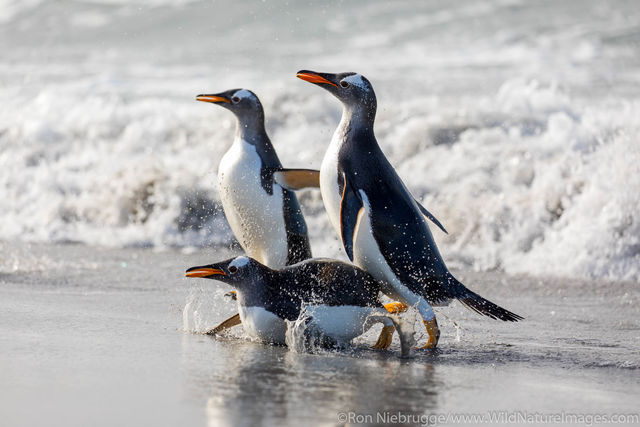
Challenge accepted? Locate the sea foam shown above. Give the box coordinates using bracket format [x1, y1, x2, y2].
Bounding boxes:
[1, 0, 639, 281]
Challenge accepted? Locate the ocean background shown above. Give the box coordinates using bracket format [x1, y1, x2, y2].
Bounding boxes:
[2, 0, 640, 281]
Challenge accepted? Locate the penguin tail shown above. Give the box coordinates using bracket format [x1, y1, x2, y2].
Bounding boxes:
[449, 276, 523, 322]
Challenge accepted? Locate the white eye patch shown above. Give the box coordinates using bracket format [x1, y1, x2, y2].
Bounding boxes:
[342, 74, 368, 89]
[230, 256, 250, 269]
[232, 89, 253, 100]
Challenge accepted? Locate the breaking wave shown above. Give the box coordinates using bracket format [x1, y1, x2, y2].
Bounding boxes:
[1, 0, 639, 281]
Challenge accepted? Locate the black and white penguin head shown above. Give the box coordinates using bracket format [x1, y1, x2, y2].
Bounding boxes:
[196, 88, 264, 120]
[185, 255, 266, 289]
[296, 70, 377, 110]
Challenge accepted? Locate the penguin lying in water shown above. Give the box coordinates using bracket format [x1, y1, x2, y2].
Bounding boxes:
[185, 256, 412, 352]
[196, 89, 319, 334]
[296, 70, 523, 348]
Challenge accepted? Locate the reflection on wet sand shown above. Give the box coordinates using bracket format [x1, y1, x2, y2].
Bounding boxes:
[177, 272, 640, 426]
[180, 336, 440, 426]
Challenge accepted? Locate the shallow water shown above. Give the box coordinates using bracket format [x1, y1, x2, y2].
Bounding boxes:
[1, 242, 638, 426]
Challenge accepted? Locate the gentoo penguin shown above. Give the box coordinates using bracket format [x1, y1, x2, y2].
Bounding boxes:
[197, 89, 318, 333]
[185, 256, 410, 351]
[296, 70, 523, 348]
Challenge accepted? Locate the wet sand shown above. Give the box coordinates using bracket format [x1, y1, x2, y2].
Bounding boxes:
[1, 242, 638, 426]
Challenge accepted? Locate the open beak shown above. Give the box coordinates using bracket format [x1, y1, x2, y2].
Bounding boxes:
[196, 94, 230, 103]
[185, 265, 227, 278]
[296, 70, 338, 88]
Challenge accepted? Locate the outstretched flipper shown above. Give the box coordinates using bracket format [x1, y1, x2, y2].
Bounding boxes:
[367, 313, 415, 356]
[387, 290, 440, 349]
[273, 169, 320, 190]
[414, 198, 448, 234]
[339, 173, 364, 261]
[372, 302, 410, 350]
[206, 313, 242, 335]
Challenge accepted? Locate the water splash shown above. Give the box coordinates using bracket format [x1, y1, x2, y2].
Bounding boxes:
[285, 306, 417, 357]
[182, 286, 237, 334]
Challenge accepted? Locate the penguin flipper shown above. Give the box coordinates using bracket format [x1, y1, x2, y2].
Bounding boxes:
[205, 313, 242, 335]
[414, 199, 448, 234]
[273, 169, 320, 190]
[339, 173, 364, 261]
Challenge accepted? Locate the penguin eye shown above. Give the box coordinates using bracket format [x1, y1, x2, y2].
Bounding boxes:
[228, 266, 238, 274]
[340, 80, 349, 88]
[231, 96, 240, 103]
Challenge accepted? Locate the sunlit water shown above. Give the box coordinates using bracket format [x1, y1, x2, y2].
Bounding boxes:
[1, 0, 639, 280]
[1, 243, 639, 426]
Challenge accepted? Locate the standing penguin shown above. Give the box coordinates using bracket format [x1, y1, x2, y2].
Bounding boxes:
[197, 89, 318, 333]
[185, 256, 412, 353]
[296, 71, 522, 348]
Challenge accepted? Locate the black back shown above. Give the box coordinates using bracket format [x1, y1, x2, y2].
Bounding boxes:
[245, 259, 383, 321]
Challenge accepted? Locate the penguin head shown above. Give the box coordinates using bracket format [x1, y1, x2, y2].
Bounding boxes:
[196, 88, 264, 120]
[296, 70, 377, 111]
[185, 255, 271, 292]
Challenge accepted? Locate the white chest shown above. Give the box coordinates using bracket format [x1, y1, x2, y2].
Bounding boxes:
[352, 191, 431, 314]
[217, 139, 288, 267]
[238, 305, 287, 344]
[304, 304, 376, 345]
[352, 191, 398, 293]
[319, 133, 342, 235]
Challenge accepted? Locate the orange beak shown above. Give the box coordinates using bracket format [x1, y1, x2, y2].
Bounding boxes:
[196, 95, 230, 103]
[296, 72, 338, 88]
[185, 267, 227, 278]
